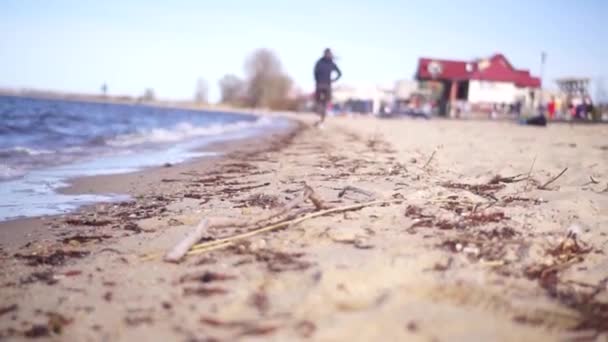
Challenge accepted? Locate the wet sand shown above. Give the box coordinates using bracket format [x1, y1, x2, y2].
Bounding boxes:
[1, 114, 607, 341]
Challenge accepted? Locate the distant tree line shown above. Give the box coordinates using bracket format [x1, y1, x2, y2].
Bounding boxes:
[216, 48, 300, 111]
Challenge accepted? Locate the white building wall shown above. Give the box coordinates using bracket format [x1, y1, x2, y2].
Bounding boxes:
[468, 80, 519, 104]
[333, 85, 394, 113]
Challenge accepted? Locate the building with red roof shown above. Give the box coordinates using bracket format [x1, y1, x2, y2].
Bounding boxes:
[416, 53, 541, 114]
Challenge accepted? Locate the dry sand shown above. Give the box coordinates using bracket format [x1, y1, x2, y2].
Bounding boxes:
[1, 114, 607, 341]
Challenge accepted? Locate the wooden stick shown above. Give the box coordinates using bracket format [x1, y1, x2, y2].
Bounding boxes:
[305, 184, 332, 210]
[163, 188, 311, 263]
[188, 199, 402, 255]
[338, 185, 376, 199]
[422, 150, 437, 170]
[538, 167, 568, 190]
[524, 156, 537, 191]
[164, 218, 210, 262]
[582, 176, 600, 186]
[489, 173, 527, 184]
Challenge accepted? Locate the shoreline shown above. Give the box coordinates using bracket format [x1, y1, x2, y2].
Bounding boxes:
[0, 115, 606, 341]
[0, 115, 305, 249]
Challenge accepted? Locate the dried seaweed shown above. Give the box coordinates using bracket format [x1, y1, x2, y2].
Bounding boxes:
[294, 320, 316, 338]
[234, 193, 280, 209]
[0, 304, 17, 317]
[23, 325, 50, 338]
[488, 173, 527, 184]
[183, 286, 228, 297]
[442, 182, 504, 200]
[20, 271, 57, 285]
[178, 271, 236, 284]
[232, 247, 313, 273]
[60, 235, 111, 245]
[15, 250, 89, 266]
[404, 205, 434, 219]
[64, 218, 112, 226]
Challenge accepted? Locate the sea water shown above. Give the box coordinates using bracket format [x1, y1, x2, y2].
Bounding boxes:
[0, 96, 289, 221]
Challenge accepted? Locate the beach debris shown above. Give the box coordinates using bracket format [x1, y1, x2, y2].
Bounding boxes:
[538, 167, 568, 190]
[583, 176, 600, 186]
[185, 197, 401, 258]
[62, 270, 82, 277]
[123, 222, 143, 233]
[183, 286, 228, 297]
[338, 185, 376, 199]
[199, 316, 279, 337]
[166, 184, 394, 262]
[422, 150, 437, 170]
[60, 234, 111, 245]
[20, 271, 58, 286]
[232, 247, 312, 273]
[164, 186, 316, 262]
[488, 173, 528, 184]
[239, 325, 278, 337]
[15, 250, 89, 267]
[441, 181, 504, 201]
[124, 315, 154, 326]
[24, 325, 50, 338]
[501, 196, 543, 205]
[46, 312, 72, 334]
[294, 320, 316, 338]
[249, 291, 270, 314]
[22, 312, 72, 338]
[178, 271, 236, 284]
[547, 226, 592, 262]
[431, 256, 453, 272]
[64, 218, 112, 226]
[235, 193, 280, 209]
[524, 156, 537, 191]
[0, 304, 18, 317]
[220, 182, 271, 195]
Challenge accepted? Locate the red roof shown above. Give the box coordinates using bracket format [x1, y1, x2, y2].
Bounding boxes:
[417, 58, 469, 80]
[416, 54, 540, 88]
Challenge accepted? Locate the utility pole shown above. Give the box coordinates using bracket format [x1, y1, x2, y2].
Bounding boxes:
[539, 51, 546, 110]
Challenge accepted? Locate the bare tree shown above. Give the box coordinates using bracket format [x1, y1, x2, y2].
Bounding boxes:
[194, 78, 209, 104]
[218, 74, 245, 105]
[142, 88, 156, 102]
[244, 48, 293, 109]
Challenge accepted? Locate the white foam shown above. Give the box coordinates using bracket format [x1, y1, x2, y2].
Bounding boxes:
[0, 164, 26, 181]
[107, 117, 275, 147]
[0, 146, 54, 156]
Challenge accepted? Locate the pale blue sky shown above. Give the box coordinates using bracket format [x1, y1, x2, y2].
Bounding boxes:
[1, 0, 606, 102]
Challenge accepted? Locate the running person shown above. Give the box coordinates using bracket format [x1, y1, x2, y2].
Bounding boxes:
[314, 48, 342, 124]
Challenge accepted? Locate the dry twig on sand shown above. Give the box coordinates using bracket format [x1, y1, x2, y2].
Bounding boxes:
[164, 185, 316, 262]
[488, 173, 527, 184]
[524, 156, 537, 191]
[582, 176, 600, 186]
[164, 184, 397, 262]
[187, 199, 402, 256]
[422, 150, 437, 170]
[337, 186, 377, 199]
[538, 167, 568, 190]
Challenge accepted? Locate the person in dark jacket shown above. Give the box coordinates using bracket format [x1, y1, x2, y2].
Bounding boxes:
[314, 48, 342, 124]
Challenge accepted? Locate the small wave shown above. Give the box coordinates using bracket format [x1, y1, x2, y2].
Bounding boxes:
[106, 117, 275, 147]
[0, 164, 26, 181]
[0, 146, 54, 158]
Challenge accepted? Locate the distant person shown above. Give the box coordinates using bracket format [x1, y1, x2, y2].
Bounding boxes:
[584, 97, 594, 120]
[547, 96, 556, 120]
[314, 48, 342, 126]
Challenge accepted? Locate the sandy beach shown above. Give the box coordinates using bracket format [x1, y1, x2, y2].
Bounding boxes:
[1, 114, 607, 341]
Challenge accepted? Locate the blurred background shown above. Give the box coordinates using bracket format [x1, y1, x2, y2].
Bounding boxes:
[1, 0, 606, 115]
